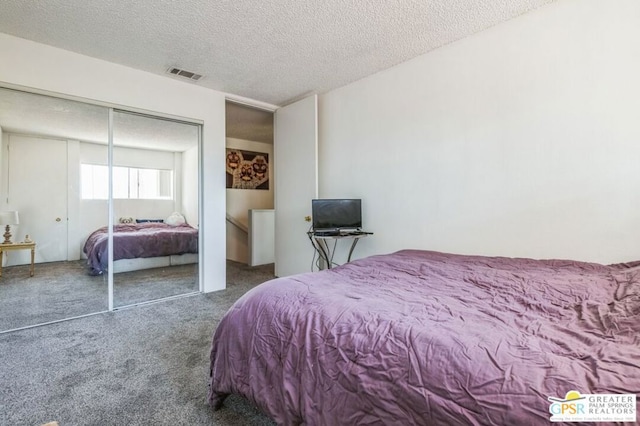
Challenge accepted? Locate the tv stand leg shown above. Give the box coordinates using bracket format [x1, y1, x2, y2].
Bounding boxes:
[316, 239, 332, 269]
[347, 238, 360, 263]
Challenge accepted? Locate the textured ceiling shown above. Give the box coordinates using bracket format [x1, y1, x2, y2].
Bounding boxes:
[226, 102, 274, 144]
[0, 88, 270, 149]
[0, 88, 199, 151]
[0, 0, 555, 106]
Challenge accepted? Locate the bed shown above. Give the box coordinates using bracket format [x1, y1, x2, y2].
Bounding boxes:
[82, 222, 198, 275]
[208, 249, 640, 424]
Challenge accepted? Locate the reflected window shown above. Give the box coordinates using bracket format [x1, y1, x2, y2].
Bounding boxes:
[81, 164, 173, 200]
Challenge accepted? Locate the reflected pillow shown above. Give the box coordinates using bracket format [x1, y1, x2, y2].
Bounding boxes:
[136, 218, 164, 223]
[165, 212, 186, 226]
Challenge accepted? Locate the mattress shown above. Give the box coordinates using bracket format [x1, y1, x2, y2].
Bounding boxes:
[208, 249, 640, 424]
[82, 222, 198, 275]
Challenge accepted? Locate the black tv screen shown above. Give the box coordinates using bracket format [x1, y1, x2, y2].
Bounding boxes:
[312, 199, 362, 231]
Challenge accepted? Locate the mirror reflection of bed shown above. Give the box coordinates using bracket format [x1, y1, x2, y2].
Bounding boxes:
[84, 213, 199, 307]
[0, 87, 200, 332]
[112, 110, 199, 308]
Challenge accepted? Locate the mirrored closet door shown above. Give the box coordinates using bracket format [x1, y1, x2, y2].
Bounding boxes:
[112, 110, 199, 308]
[0, 87, 202, 332]
[0, 87, 109, 332]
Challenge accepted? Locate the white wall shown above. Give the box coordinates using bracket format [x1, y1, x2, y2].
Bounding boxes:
[182, 145, 199, 227]
[0, 127, 4, 267]
[78, 142, 182, 255]
[0, 127, 3, 170]
[81, 142, 180, 220]
[0, 33, 226, 292]
[0, 127, 3, 205]
[319, 0, 640, 265]
[249, 209, 275, 266]
[226, 137, 274, 263]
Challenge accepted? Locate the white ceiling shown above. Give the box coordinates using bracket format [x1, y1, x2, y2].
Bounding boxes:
[0, 87, 273, 150]
[0, 0, 555, 107]
[0, 88, 271, 150]
[226, 102, 274, 144]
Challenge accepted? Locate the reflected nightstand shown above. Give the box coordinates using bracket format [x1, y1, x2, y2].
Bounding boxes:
[0, 241, 36, 277]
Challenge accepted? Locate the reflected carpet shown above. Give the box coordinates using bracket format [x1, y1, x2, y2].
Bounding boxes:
[0, 261, 277, 425]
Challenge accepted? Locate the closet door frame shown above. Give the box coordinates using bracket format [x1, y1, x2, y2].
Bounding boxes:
[0, 84, 203, 319]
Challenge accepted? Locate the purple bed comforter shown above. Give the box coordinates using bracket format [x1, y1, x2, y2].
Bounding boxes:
[209, 249, 640, 425]
[82, 222, 198, 275]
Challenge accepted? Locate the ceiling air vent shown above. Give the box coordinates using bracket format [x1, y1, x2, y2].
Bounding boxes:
[166, 67, 203, 81]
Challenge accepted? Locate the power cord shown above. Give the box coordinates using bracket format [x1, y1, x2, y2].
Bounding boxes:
[307, 228, 343, 271]
[307, 225, 319, 272]
[329, 239, 338, 268]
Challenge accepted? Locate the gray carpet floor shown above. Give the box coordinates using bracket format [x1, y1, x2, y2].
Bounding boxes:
[0, 260, 199, 331]
[0, 261, 277, 426]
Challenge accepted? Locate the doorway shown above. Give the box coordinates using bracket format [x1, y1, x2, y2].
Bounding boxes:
[224, 101, 274, 266]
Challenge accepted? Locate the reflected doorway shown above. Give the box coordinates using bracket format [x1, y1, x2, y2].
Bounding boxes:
[0, 87, 202, 333]
[0, 87, 109, 332]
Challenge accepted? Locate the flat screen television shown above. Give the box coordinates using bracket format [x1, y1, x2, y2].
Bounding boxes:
[312, 199, 362, 232]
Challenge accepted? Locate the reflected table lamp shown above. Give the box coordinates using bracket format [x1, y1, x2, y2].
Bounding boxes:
[0, 211, 19, 244]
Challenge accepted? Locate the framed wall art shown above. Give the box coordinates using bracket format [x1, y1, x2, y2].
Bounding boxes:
[226, 149, 269, 190]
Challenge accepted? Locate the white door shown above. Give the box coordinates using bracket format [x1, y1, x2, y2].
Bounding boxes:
[274, 95, 318, 277]
[8, 134, 68, 264]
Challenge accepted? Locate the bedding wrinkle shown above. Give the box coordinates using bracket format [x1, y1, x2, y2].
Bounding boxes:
[83, 222, 198, 275]
[210, 250, 640, 424]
